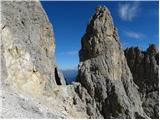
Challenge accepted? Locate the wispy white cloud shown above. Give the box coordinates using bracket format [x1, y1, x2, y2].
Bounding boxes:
[118, 2, 140, 21]
[61, 50, 78, 56]
[124, 31, 145, 39]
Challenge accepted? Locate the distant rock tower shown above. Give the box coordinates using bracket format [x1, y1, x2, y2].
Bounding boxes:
[124, 44, 159, 118]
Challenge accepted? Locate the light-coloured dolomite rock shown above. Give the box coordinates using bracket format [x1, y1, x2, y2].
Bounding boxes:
[76, 6, 149, 118]
[0, 1, 87, 118]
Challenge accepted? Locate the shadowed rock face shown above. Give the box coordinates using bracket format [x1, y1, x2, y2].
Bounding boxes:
[76, 6, 148, 118]
[124, 44, 159, 118]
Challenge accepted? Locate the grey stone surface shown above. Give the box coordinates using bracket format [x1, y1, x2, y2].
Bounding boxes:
[76, 6, 149, 118]
[1, 1, 158, 119]
[124, 44, 159, 119]
[0, 1, 87, 118]
[1, 1, 67, 96]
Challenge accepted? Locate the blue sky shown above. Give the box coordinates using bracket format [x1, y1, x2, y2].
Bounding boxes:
[41, 1, 159, 70]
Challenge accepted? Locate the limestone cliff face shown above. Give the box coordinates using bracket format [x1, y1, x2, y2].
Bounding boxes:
[124, 44, 159, 118]
[1, 1, 65, 96]
[76, 6, 148, 118]
[0, 1, 88, 118]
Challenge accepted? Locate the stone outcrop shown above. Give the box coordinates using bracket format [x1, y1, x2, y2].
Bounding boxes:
[1, 1, 158, 119]
[0, 1, 87, 118]
[124, 44, 159, 118]
[1, 1, 66, 96]
[76, 6, 148, 118]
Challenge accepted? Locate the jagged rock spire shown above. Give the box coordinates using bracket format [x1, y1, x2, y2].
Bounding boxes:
[147, 44, 158, 56]
[80, 6, 119, 61]
[77, 6, 148, 118]
[124, 45, 159, 118]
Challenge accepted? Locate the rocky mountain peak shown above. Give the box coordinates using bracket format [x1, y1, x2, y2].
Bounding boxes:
[1, 1, 158, 119]
[147, 44, 158, 56]
[124, 45, 159, 118]
[77, 5, 148, 118]
[80, 6, 118, 61]
[96, 6, 108, 13]
[95, 6, 110, 19]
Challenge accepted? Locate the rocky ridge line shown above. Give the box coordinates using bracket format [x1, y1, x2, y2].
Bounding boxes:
[124, 44, 159, 118]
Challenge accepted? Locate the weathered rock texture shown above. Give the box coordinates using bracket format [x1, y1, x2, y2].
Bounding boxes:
[124, 44, 159, 118]
[1, 1, 158, 119]
[1, 1, 66, 96]
[76, 6, 148, 118]
[0, 1, 88, 118]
